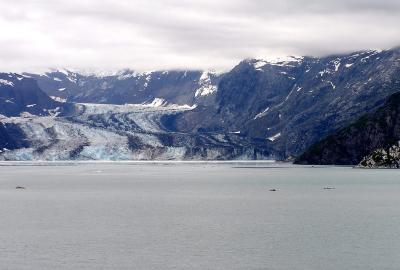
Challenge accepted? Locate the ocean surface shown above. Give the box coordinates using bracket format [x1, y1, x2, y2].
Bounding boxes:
[0, 162, 399, 270]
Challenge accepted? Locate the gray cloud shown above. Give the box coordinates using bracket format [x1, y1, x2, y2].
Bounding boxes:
[0, 0, 399, 72]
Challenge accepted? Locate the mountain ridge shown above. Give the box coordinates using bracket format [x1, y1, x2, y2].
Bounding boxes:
[0, 47, 399, 160]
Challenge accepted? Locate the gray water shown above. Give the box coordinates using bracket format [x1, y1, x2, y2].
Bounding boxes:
[0, 162, 399, 270]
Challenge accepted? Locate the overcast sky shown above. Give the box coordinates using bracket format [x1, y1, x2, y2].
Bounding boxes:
[1, 0, 399, 72]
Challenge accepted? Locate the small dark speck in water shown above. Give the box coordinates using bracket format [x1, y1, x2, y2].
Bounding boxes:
[15, 186, 26, 190]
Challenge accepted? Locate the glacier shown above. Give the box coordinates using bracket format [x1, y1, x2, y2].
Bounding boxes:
[0, 101, 272, 161]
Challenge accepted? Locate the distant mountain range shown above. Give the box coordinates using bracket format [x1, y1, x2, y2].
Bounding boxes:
[1, 47, 400, 163]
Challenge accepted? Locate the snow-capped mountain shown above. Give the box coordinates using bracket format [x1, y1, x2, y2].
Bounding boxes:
[171, 48, 400, 159]
[1, 47, 400, 160]
[26, 69, 221, 106]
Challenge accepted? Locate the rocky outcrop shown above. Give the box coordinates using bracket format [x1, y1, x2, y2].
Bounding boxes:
[359, 143, 400, 168]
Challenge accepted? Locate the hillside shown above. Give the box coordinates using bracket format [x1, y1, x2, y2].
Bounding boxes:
[295, 92, 400, 166]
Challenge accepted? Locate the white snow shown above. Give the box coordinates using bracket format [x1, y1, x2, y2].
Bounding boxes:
[58, 69, 69, 76]
[254, 107, 270, 120]
[50, 96, 67, 103]
[146, 98, 167, 107]
[26, 104, 36, 108]
[345, 63, 354, 68]
[53, 77, 62, 82]
[333, 60, 341, 71]
[267, 133, 281, 142]
[58, 88, 66, 92]
[327, 81, 336, 89]
[195, 71, 218, 97]
[319, 69, 331, 77]
[360, 50, 382, 62]
[251, 56, 303, 70]
[141, 72, 152, 89]
[48, 107, 61, 117]
[195, 84, 217, 97]
[141, 98, 196, 110]
[0, 79, 14, 87]
[117, 70, 138, 80]
[253, 61, 267, 70]
[265, 56, 304, 66]
[296, 86, 303, 92]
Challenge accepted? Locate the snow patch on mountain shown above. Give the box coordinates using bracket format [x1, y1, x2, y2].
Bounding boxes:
[333, 60, 341, 71]
[50, 96, 67, 103]
[0, 79, 14, 87]
[254, 107, 270, 120]
[267, 133, 281, 142]
[195, 71, 217, 97]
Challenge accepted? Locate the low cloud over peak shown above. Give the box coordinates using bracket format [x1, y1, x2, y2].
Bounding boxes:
[0, 0, 399, 72]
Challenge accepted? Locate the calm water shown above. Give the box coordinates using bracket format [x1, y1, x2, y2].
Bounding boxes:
[0, 162, 399, 270]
